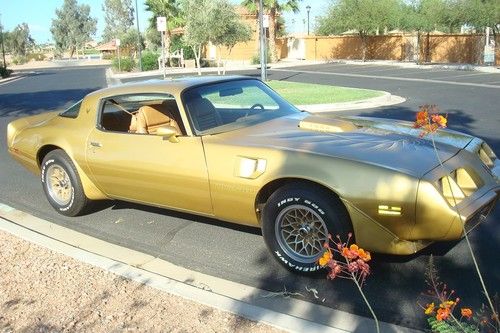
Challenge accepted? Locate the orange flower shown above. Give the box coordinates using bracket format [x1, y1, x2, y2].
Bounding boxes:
[424, 302, 435, 315]
[318, 250, 333, 267]
[436, 307, 451, 321]
[415, 110, 428, 127]
[358, 248, 371, 262]
[440, 300, 455, 309]
[461, 308, 473, 319]
[431, 114, 447, 128]
[342, 244, 360, 260]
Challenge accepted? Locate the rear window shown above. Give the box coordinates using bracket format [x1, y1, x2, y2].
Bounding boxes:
[59, 100, 82, 119]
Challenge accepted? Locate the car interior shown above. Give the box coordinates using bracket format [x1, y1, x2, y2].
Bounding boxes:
[99, 95, 184, 135]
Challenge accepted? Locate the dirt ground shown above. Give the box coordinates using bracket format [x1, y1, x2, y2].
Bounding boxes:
[0, 230, 285, 333]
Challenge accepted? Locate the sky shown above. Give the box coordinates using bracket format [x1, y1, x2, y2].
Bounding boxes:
[0, 0, 330, 44]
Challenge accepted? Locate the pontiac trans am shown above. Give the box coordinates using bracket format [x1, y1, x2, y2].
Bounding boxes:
[7, 76, 499, 273]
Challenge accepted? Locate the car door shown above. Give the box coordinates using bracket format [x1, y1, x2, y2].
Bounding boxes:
[85, 94, 212, 215]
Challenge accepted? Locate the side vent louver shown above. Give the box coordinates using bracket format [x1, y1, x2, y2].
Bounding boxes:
[478, 143, 497, 168]
[437, 168, 481, 206]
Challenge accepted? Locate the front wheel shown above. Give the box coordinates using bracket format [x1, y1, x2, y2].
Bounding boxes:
[262, 185, 352, 274]
[41, 150, 90, 216]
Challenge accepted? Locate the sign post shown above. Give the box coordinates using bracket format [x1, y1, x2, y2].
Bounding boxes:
[258, 0, 267, 81]
[157, 16, 167, 79]
[115, 38, 121, 72]
[484, 27, 495, 66]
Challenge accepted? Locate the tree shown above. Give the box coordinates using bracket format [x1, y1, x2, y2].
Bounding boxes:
[9, 23, 34, 58]
[461, 0, 500, 36]
[315, 0, 400, 61]
[211, 1, 252, 74]
[119, 28, 145, 56]
[144, 0, 183, 64]
[241, 0, 301, 62]
[51, 0, 97, 58]
[182, 0, 214, 74]
[102, 0, 135, 42]
[399, 0, 448, 63]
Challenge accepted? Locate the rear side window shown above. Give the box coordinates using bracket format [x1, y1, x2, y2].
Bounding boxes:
[59, 100, 83, 119]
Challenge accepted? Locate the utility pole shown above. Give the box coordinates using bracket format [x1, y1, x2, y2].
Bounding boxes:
[0, 14, 6, 68]
[258, 0, 267, 81]
[306, 5, 311, 36]
[135, 0, 142, 71]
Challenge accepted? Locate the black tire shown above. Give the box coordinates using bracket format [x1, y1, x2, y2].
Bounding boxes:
[262, 184, 352, 274]
[41, 149, 90, 216]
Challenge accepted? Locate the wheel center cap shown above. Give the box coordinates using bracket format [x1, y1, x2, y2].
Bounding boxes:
[299, 225, 311, 237]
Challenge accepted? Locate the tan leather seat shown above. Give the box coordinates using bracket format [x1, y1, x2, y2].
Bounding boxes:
[132, 102, 182, 135]
[187, 97, 223, 131]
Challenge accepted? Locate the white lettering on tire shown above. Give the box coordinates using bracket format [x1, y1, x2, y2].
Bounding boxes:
[274, 250, 320, 272]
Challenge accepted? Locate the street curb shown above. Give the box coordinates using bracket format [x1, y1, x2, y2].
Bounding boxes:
[0, 203, 422, 333]
[0, 73, 26, 85]
[325, 59, 500, 73]
[298, 92, 406, 113]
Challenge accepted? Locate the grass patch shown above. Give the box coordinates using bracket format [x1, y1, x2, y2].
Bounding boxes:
[267, 80, 382, 105]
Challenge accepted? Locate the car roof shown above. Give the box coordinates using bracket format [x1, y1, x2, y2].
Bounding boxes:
[88, 75, 258, 99]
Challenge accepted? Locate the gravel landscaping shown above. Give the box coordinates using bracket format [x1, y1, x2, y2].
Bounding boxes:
[0, 230, 284, 333]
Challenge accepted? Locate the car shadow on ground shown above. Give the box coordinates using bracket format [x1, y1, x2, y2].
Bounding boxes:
[98, 199, 263, 236]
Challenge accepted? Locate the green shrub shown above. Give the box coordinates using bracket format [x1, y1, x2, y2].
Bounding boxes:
[112, 56, 136, 72]
[0, 67, 12, 78]
[12, 56, 28, 65]
[27, 53, 46, 61]
[250, 51, 271, 65]
[102, 53, 114, 60]
[141, 51, 159, 71]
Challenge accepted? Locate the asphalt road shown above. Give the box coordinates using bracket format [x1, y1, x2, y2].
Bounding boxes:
[1, 64, 499, 331]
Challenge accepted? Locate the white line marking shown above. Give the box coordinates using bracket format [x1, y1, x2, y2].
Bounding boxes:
[272, 68, 500, 89]
[0, 75, 25, 87]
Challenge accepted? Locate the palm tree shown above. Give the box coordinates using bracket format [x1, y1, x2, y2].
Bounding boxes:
[144, 0, 183, 63]
[241, 0, 301, 62]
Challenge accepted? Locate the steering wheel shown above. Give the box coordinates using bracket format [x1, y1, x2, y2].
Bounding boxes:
[244, 103, 265, 117]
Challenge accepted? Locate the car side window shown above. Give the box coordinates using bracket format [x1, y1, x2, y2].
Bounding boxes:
[98, 94, 185, 135]
[59, 100, 83, 119]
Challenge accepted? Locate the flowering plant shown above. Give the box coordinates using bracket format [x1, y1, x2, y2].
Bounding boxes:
[420, 257, 499, 333]
[413, 108, 499, 333]
[413, 104, 447, 137]
[319, 233, 379, 332]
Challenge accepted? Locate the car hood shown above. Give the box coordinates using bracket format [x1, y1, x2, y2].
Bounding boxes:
[215, 113, 474, 178]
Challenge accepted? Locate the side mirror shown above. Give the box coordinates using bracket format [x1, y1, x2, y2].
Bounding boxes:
[156, 126, 179, 143]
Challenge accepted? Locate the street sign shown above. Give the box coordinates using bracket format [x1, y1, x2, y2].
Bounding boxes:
[115, 38, 121, 47]
[263, 14, 269, 28]
[157, 17, 167, 32]
[484, 46, 495, 64]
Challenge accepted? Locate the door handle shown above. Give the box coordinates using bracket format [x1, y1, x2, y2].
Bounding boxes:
[90, 141, 102, 147]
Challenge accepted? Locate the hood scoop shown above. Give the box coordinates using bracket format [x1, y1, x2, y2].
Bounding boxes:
[299, 115, 358, 133]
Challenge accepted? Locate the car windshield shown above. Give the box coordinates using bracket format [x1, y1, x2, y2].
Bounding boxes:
[182, 78, 301, 135]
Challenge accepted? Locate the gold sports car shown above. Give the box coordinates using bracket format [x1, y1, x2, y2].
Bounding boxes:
[7, 76, 499, 273]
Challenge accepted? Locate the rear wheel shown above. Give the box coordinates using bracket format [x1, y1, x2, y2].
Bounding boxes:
[41, 150, 90, 216]
[262, 184, 352, 274]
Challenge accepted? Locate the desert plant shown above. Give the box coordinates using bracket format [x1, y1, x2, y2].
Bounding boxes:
[420, 257, 499, 333]
[414, 106, 499, 332]
[319, 233, 379, 333]
[141, 51, 159, 71]
[250, 50, 271, 65]
[112, 56, 135, 72]
[0, 66, 12, 78]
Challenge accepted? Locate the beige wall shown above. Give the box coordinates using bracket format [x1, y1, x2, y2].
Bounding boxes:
[213, 32, 499, 66]
[294, 34, 499, 65]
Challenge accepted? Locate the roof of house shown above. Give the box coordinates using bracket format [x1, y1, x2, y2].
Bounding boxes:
[96, 40, 117, 51]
